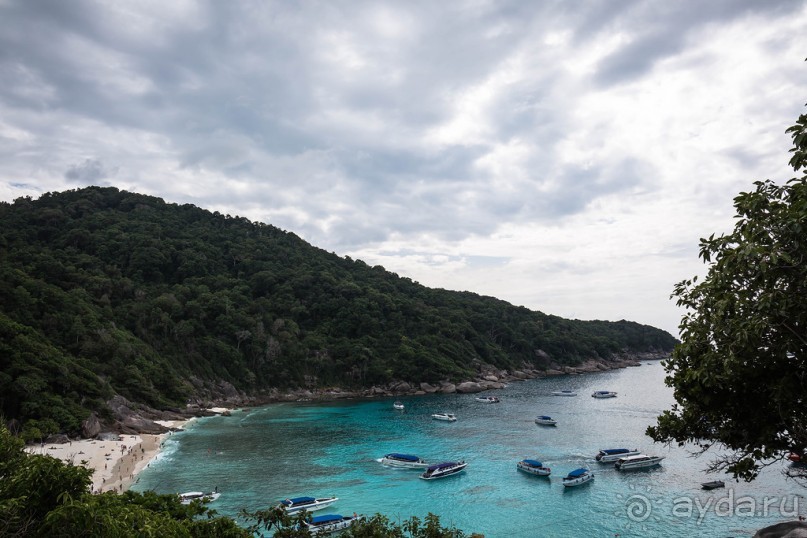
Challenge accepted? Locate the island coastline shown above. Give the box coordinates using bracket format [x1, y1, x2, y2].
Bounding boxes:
[24, 354, 667, 494]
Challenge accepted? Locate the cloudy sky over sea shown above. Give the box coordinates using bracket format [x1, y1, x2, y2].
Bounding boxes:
[1, 1, 805, 335]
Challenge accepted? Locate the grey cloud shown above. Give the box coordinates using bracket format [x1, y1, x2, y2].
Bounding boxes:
[516, 157, 647, 221]
[591, 0, 801, 87]
[339, 145, 486, 188]
[64, 159, 117, 184]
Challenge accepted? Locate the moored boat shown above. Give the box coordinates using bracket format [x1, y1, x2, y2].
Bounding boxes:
[534, 415, 557, 426]
[552, 390, 577, 396]
[381, 453, 429, 469]
[595, 448, 641, 462]
[302, 513, 364, 535]
[475, 396, 501, 403]
[614, 454, 665, 470]
[179, 490, 220, 504]
[591, 390, 618, 398]
[517, 459, 551, 476]
[277, 496, 339, 514]
[431, 413, 457, 421]
[562, 468, 593, 487]
[420, 461, 468, 480]
[701, 480, 725, 490]
[393, 401, 405, 410]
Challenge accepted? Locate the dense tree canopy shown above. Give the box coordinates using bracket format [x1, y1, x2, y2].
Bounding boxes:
[648, 106, 807, 481]
[0, 187, 676, 434]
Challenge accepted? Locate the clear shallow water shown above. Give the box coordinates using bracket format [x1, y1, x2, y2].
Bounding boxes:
[133, 363, 806, 537]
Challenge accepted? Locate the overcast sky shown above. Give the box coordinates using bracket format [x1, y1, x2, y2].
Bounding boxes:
[1, 1, 805, 336]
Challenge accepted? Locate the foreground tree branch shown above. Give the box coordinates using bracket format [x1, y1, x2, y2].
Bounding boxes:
[647, 102, 807, 482]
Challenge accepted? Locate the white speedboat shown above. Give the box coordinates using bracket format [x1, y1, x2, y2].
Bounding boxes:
[534, 415, 557, 426]
[179, 490, 221, 504]
[591, 391, 618, 398]
[595, 448, 641, 462]
[431, 413, 457, 421]
[393, 401, 405, 410]
[614, 454, 665, 471]
[381, 453, 429, 469]
[420, 461, 468, 480]
[562, 468, 593, 487]
[517, 459, 551, 476]
[277, 496, 339, 514]
[475, 396, 500, 403]
[302, 513, 364, 535]
[552, 390, 577, 396]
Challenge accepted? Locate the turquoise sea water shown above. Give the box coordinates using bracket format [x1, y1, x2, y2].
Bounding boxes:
[132, 363, 805, 537]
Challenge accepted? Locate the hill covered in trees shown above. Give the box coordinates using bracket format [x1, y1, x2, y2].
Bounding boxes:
[0, 187, 676, 438]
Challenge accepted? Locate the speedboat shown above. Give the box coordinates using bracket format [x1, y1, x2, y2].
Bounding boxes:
[277, 496, 339, 514]
[552, 390, 577, 396]
[431, 413, 457, 421]
[420, 461, 468, 480]
[381, 453, 429, 469]
[701, 480, 725, 490]
[475, 396, 500, 403]
[517, 459, 551, 476]
[562, 468, 593, 487]
[393, 401, 405, 410]
[179, 491, 221, 504]
[591, 390, 617, 398]
[534, 415, 557, 426]
[595, 448, 641, 462]
[614, 454, 665, 470]
[302, 513, 364, 535]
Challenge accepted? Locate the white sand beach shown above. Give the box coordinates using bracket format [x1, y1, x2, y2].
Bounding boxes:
[23, 412, 226, 494]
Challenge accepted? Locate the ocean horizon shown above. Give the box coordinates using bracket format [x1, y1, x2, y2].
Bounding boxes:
[132, 363, 805, 537]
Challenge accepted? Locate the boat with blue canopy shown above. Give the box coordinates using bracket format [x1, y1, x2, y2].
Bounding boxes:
[562, 468, 593, 487]
[420, 461, 468, 480]
[381, 453, 429, 468]
[302, 513, 364, 535]
[516, 459, 551, 476]
[534, 415, 557, 426]
[595, 448, 640, 462]
[277, 496, 338, 514]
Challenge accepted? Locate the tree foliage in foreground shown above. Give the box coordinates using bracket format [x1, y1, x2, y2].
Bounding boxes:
[648, 105, 807, 481]
[243, 505, 482, 538]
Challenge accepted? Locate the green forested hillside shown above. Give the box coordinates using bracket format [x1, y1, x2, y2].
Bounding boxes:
[0, 187, 676, 436]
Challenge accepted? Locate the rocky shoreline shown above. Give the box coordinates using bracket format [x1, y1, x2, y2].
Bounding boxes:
[267, 353, 665, 403]
[81, 351, 669, 438]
